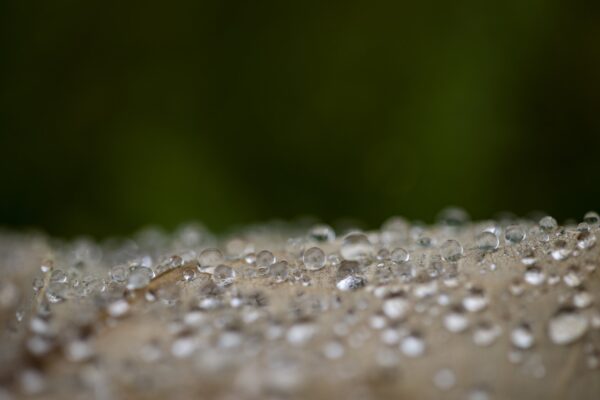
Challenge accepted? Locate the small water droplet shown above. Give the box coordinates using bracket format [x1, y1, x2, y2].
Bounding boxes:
[524, 266, 545, 286]
[400, 332, 425, 357]
[308, 224, 335, 242]
[473, 321, 501, 346]
[382, 293, 410, 320]
[390, 247, 410, 264]
[548, 307, 588, 345]
[551, 240, 571, 261]
[303, 247, 326, 271]
[109, 265, 128, 283]
[539, 215, 558, 231]
[475, 232, 499, 252]
[576, 231, 596, 250]
[127, 266, 153, 290]
[270, 260, 289, 283]
[433, 368, 456, 391]
[444, 306, 469, 333]
[505, 225, 526, 244]
[511, 323, 534, 349]
[583, 211, 599, 226]
[212, 265, 235, 286]
[198, 248, 224, 273]
[340, 233, 374, 261]
[440, 239, 463, 262]
[463, 287, 488, 312]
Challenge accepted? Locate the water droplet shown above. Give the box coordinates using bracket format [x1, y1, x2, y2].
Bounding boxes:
[551, 240, 571, 261]
[444, 306, 469, 333]
[287, 322, 317, 346]
[400, 332, 425, 357]
[198, 248, 224, 273]
[181, 266, 196, 282]
[433, 368, 456, 391]
[49, 269, 68, 283]
[32, 277, 44, 293]
[390, 247, 410, 263]
[109, 265, 128, 283]
[468, 386, 492, 400]
[323, 341, 345, 359]
[576, 231, 596, 250]
[437, 207, 470, 227]
[336, 275, 367, 291]
[127, 266, 154, 290]
[505, 225, 526, 244]
[511, 323, 535, 349]
[46, 281, 69, 303]
[524, 266, 545, 286]
[40, 260, 53, 273]
[573, 289, 593, 308]
[548, 307, 588, 345]
[520, 248, 537, 265]
[308, 224, 335, 242]
[107, 299, 129, 317]
[563, 267, 582, 287]
[440, 239, 463, 262]
[417, 235, 433, 248]
[256, 250, 275, 269]
[473, 322, 501, 346]
[382, 294, 410, 320]
[212, 265, 235, 286]
[583, 211, 599, 226]
[270, 260, 289, 283]
[340, 233, 374, 261]
[539, 215, 558, 231]
[303, 247, 326, 271]
[475, 232, 499, 252]
[463, 287, 488, 312]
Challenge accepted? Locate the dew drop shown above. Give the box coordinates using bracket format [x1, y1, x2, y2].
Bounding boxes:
[440, 239, 463, 262]
[212, 265, 235, 286]
[340, 233, 374, 261]
[475, 232, 499, 252]
[548, 307, 588, 345]
[576, 231, 596, 250]
[308, 224, 335, 242]
[198, 248, 224, 273]
[444, 306, 469, 333]
[583, 211, 599, 226]
[382, 294, 410, 320]
[127, 266, 153, 290]
[433, 368, 456, 391]
[462, 287, 488, 312]
[303, 247, 326, 271]
[511, 323, 535, 349]
[551, 240, 571, 261]
[472, 322, 501, 347]
[524, 266, 545, 286]
[256, 250, 275, 268]
[400, 332, 425, 357]
[505, 225, 526, 244]
[390, 247, 410, 264]
[270, 260, 289, 283]
[109, 265, 128, 283]
[539, 215, 558, 231]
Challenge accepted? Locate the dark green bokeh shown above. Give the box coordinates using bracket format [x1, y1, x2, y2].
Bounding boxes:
[1, 0, 599, 238]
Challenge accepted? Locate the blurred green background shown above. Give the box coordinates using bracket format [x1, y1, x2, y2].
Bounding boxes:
[1, 0, 599, 238]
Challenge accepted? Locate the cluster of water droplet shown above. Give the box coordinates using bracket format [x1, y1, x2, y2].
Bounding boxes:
[0, 209, 599, 399]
